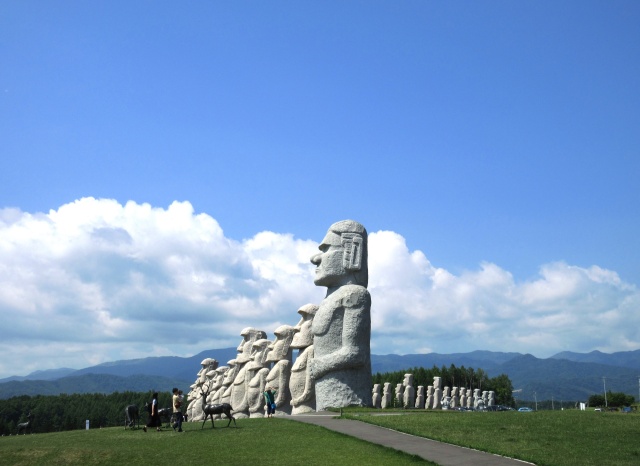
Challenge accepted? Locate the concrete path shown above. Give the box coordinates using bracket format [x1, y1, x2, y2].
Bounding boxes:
[288, 412, 533, 466]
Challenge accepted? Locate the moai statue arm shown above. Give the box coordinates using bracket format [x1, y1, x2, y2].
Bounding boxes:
[310, 286, 371, 380]
[291, 346, 314, 406]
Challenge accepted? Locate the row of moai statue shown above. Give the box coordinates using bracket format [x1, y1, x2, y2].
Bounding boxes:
[186, 220, 373, 418]
[372, 374, 495, 410]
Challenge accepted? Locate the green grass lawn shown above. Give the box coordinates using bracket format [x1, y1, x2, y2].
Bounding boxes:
[0, 418, 430, 466]
[345, 409, 640, 466]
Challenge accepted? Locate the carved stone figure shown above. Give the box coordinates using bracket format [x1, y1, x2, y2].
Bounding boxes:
[372, 384, 382, 409]
[232, 338, 270, 419]
[395, 383, 404, 408]
[451, 387, 459, 408]
[248, 367, 270, 418]
[488, 391, 496, 407]
[265, 325, 296, 415]
[473, 389, 482, 409]
[310, 220, 372, 410]
[403, 374, 415, 409]
[415, 386, 425, 409]
[290, 304, 318, 414]
[381, 382, 392, 409]
[467, 389, 475, 409]
[221, 359, 239, 406]
[433, 377, 442, 409]
[425, 386, 434, 410]
[459, 387, 467, 408]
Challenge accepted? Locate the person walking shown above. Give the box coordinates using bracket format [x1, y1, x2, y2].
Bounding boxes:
[143, 392, 161, 432]
[172, 387, 184, 432]
[264, 387, 277, 418]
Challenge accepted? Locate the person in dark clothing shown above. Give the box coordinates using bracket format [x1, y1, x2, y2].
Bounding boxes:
[264, 387, 277, 418]
[143, 392, 161, 432]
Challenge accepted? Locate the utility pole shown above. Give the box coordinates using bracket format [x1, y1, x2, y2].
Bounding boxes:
[552, 396, 554, 410]
[603, 377, 608, 408]
[534, 391, 538, 411]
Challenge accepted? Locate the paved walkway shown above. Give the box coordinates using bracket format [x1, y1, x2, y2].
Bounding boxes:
[288, 412, 533, 466]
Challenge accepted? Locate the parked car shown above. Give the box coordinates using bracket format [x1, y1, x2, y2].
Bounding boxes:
[518, 407, 534, 412]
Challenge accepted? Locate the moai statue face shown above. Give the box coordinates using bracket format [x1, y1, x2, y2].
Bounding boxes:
[372, 384, 381, 395]
[266, 325, 296, 363]
[427, 386, 434, 396]
[383, 382, 391, 395]
[237, 328, 268, 363]
[291, 304, 318, 349]
[248, 339, 271, 369]
[222, 360, 238, 385]
[444, 387, 450, 397]
[403, 374, 414, 387]
[310, 220, 368, 289]
[451, 387, 458, 397]
[433, 377, 441, 390]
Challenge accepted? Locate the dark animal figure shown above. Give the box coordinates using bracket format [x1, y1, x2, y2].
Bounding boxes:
[200, 387, 236, 429]
[17, 412, 33, 435]
[124, 404, 139, 429]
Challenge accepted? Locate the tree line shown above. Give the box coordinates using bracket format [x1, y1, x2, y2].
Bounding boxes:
[372, 364, 515, 407]
[0, 391, 173, 435]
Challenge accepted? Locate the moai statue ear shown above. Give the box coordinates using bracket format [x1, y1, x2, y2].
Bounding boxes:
[341, 233, 363, 271]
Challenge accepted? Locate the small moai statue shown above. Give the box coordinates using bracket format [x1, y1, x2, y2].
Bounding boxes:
[488, 391, 496, 407]
[451, 387, 459, 408]
[473, 389, 482, 409]
[442, 386, 451, 410]
[248, 367, 270, 418]
[264, 325, 297, 416]
[425, 386, 434, 410]
[459, 387, 467, 408]
[402, 374, 415, 409]
[209, 366, 229, 418]
[466, 388, 475, 409]
[290, 304, 318, 415]
[482, 391, 489, 408]
[372, 384, 382, 409]
[415, 386, 425, 409]
[395, 383, 404, 408]
[433, 377, 442, 409]
[381, 382, 393, 409]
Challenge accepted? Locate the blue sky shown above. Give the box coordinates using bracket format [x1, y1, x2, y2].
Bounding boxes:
[0, 1, 638, 379]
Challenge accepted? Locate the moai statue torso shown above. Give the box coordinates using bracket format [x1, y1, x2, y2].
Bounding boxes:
[381, 382, 392, 409]
[488, 391, 496, 407]
[433, 377, 442, 409]
[415, 386, 425, 409]
[310, 221, 372, 410]
[442, 386, 451, 410]
[290, 304, 318, 415]
[248, 367, 270, 418]
[264, 325, 296, 415]
[372, 384, 382, 409]
[403, 374, 415, 409]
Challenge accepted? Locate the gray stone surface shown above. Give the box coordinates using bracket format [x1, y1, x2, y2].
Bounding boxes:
[310, 220, 372, 410]
[290, 304, 318, 415]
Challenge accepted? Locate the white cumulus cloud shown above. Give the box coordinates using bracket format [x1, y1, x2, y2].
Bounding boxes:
[0, 198, 638, 378]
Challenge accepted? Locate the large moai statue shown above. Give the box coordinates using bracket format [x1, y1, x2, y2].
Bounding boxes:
[310, 220, 372, 410]
[415, 386, 425, 409]
[403, 374, 415, 409]
[372, 384, 382, 409]
[442, 386, 451, 410]
[221, 359, 239, 405]
[381, 382, 392, 409]
[425, 386, 434, 410]
[265, 325, 296, 415]
[473, 389, 482, 409]
[488, 391, 496, 407]
[395, 383, 404, 408]
[466, 389, 475, 409]
[433, 377, 442, 409]
[290, 304, 318, 414]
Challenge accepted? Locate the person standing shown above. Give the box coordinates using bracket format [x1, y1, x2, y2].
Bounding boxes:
[263, 387, 277, 418]
[143, 392, 161, 432]
[172, 387, 183, 432]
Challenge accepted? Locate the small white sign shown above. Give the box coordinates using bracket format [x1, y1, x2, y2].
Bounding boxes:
[86, 420, 90, 430]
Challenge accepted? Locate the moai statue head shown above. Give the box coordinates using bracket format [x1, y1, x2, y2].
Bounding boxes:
[222, 359, 238, 385]
[395, 383, 404, 398]
[311, 220, 368, 290]
[451, 387, 458, 397]
[433, 377, 441, 390]
[443, 386, 450, 397]
[372, 384, 381, 397]
[383, 382, 391, 396]
[427, 385, 434, 396]
[291, 304, 318, 349]
[266, 325, 296, 363]
[237, 328, 267, 363]
[459, 387, 466, 397]
[248, 339, 272, 369]
[403, 373, 414, 388]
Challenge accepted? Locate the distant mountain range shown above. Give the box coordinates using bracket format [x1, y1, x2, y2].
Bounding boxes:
[1, 348, 639, 402]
